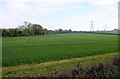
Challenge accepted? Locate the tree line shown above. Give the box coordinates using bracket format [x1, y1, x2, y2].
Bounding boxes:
[2, 22, 49, 37]
[49, 28, 72, 34]
[1, 21, 74, 37]
[2, 21, 118, 37]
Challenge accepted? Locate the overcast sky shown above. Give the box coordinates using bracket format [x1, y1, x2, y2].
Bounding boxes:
[0, 0, 119, 31]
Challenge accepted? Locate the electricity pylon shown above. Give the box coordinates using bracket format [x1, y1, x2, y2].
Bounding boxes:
[90, 21, 94, 31]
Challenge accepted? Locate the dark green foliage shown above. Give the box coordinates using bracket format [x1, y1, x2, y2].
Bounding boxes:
[50, 28, 72, 34]
[2, 22, 48, 37]
[54, 56, 120, 78]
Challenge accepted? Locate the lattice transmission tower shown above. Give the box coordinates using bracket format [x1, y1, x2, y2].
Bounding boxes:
[90, 21, 94, 31]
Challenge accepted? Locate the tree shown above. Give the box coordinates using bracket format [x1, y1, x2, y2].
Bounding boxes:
[32, 24, 44, 35]
[58, 28, 63, 33]
[69, 29, 72, 33]
[43, 28, 48, 34]
[2, 21, 48, 37]
[2, 29, 7, 37]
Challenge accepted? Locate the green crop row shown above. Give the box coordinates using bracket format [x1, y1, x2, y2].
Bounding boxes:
[2, 33, 118, 66]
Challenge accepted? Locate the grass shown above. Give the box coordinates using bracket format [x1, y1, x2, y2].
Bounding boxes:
[2, 33, 118, 66]
[2, 52, 118, 77]
[95, 30, 119, 34]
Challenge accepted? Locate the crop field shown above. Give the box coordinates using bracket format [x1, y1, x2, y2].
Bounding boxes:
[95, 30, 119, 34]
[2, 53, 118, 77]
[2, 33, 118, 67]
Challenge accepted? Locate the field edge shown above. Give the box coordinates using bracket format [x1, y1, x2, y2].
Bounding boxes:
[2, 52, 118, 77]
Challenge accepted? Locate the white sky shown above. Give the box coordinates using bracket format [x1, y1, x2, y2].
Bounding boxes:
[0, 0, 119, 31]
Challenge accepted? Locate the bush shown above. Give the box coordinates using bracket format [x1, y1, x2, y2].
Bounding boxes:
[53, 56, 120, 78]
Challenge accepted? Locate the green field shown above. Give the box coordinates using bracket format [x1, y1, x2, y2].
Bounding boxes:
[2, 33, 118, 66]
[2, 53, 118, 77]
[95, 30, 119, 34]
